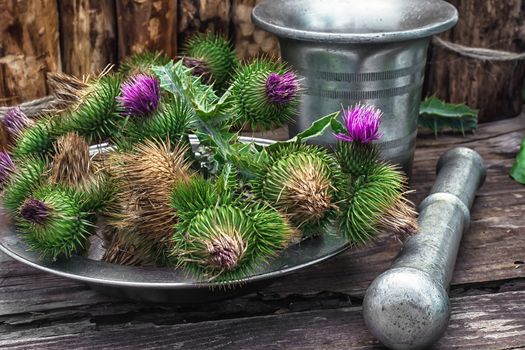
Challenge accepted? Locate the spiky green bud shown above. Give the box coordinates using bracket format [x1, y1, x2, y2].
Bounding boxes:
[16, 185, 92, 260]
[335, 141, 380, 178]
[230, 59, 299, 130]
[338, 162, 417, 244]
[125, 96, 195, 146]
[60, 74, 124, 143]
[252, 144, 341, 235]
[119, 51, 172, 76]
[170, 176, 295, 280]
[334, 133, 418, 243]
[2, 157, 48, 213]
[172, 202, 294, 281]
[12, 117, 58, 159]
[183, 33, 238, 90]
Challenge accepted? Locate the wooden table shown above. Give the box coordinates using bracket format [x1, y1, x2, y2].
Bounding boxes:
[1, 116, 524, 349]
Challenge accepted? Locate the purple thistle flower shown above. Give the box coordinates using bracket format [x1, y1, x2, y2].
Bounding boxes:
[0, 151, 15, 186]
[20, 198, 51, 225]
[3, 107, 32, 137]
[265, 71, 298, 104]
[118, 74, 160, 116]
[334, 104, 383, 144]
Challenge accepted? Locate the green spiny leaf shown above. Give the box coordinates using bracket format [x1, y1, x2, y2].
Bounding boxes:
[510, 136, 525, 185]
[419, 96, 478, 136]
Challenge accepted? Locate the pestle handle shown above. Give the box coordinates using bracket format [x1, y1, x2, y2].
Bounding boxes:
[362, 147, 486, 350]
[433, 147, 486, 210]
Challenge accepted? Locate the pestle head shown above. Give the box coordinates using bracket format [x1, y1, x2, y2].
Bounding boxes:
[363, 267, 450, 350]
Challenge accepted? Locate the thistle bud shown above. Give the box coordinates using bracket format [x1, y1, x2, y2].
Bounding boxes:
[338, 162, 418, 244]
[171, 178, 295, 281]
[183, 33, 238, 90]
[335, 104, 384, 177]
[3, 107, 32, 138]
[252, 144, 340, 235]
[231, 59, 299, 130]
[17, 186, 91, 260]
[20, 198, 50, 225]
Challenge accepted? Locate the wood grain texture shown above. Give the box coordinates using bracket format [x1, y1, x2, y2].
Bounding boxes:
[177, 0, 231, 49]
[116, 0, 178, 60]
[58, 0, 117, 77]
[231, 0, 280, 61]
[0, 0, 61, 106]
[1, 289, 524, 349]
[0, 117, 524, 348]
[425, 0, 525, 123]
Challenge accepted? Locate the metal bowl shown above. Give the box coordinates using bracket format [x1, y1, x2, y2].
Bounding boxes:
[0, 136, 350, 304]
[252, 0, 458, 44]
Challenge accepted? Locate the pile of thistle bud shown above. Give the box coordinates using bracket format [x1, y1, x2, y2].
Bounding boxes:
[0, 34, 418, 282]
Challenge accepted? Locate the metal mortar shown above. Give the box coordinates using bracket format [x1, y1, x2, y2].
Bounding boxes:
[252, 0, 458, 176]
[363, 147, 486, 349]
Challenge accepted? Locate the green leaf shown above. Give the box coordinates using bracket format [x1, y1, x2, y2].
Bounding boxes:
[330, 117, 345, 135]
[288, 111, 340, 143]
[510, 136, 525, 185]
[215, 163, 238, 195]
[153, 60, 238, 171]
[419, 96, 478, 136]
[151, 61, 185, 97]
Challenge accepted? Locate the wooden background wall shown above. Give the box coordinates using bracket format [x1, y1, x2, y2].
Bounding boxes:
[0, 0, 279, 106]
[1, 0, 524, 122]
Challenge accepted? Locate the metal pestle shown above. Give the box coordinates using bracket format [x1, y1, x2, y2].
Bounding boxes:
[363, 147, 486, 350]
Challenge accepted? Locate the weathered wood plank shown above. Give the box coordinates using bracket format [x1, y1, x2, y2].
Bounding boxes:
[58, 0, 117, 77]
[231, 0, 280, 61]
[177, 0, 231, 48]
[116, 0, 178, 60]
[1, 290, 524, 349]
[0, 0, 61, 106]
